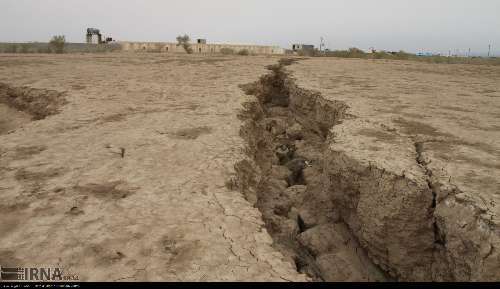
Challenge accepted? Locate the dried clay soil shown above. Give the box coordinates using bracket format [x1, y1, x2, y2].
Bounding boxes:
[0, 53, 498, 281]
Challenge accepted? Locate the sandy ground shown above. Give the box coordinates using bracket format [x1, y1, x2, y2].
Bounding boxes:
[0, 53, 306, 281]
[0, 104, 31, 135]
[0, 53, 498, 281]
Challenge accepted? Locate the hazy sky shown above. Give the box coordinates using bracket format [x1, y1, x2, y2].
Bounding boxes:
[1, 0, 499, 55]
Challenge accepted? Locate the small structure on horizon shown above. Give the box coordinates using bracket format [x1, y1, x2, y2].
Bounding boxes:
[86, 28, 103, 44]
[86, 28, 114, 44]
[292, 44, 315, 52]
[197, 39, 207, 44]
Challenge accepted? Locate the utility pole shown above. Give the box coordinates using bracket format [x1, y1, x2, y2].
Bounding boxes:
[319, 37, 325, 53]
[468, 48, 471, 58]
[488, 44, 492, 57]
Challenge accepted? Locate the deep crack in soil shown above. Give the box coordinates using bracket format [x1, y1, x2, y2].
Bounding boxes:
[233, 58, 495, 282]
[234, 59, 388, 281]
[414, 141, 445, 246]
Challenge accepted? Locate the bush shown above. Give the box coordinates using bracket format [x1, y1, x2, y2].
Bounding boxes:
[220, 48, 235, 55]
[49, 35, 66, 54]
[237, 49, 250, 56]
[20, 43, 31, 54]
[347, 47, 366, 58]
[37, 46, 51, 54]
[176, 34, 193, 54]
[393, 50, 412, 60]
[5, 44, 18, 53]
[372, 51, 391, 59]
[312, 45, 500, 66]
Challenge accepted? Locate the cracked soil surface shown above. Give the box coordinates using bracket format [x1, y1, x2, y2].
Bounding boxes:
[289, 58, 500, 281]
[0, 53, 306, 281]
[0, 53, 498, 281]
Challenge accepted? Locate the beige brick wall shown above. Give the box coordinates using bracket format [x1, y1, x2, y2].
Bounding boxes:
[119, 42, 285, 55]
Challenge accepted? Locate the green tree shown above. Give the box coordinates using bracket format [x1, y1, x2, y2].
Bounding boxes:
[176, 34, 193, 54]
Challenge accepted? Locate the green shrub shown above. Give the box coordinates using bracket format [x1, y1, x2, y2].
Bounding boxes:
[237, 49, 250, 56]
[315, 46, 500, 66]
[5, 44, 18, 53]
[394, 50, 412, 60]
[20, 43, 31, 54]
[324, 50, 348, 58]
[37, 46, 51, 53]
[324, 48, 365, 58]
[371, 51, 391, 59]
[347, 47, 366, 58]
[49, 35, 66, 54]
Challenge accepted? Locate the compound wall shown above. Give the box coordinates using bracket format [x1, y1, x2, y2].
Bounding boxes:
[119, 42, 285, 55]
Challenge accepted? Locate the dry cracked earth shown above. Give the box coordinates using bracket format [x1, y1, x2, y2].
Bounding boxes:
[0, 53, 498, 282]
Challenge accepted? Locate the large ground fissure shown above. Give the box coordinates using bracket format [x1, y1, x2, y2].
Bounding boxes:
[234, 59, 387, 281]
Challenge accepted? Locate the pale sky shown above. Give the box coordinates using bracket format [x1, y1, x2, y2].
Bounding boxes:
[1, 0, 499, 55]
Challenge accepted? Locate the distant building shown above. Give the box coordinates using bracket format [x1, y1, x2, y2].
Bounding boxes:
[292, 44, 315, 51]
[417, 52, 439, 57]
[197, 39, 207, 44]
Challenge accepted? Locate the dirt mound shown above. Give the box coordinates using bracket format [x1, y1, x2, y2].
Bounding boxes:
[0, 82, 66, 121]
